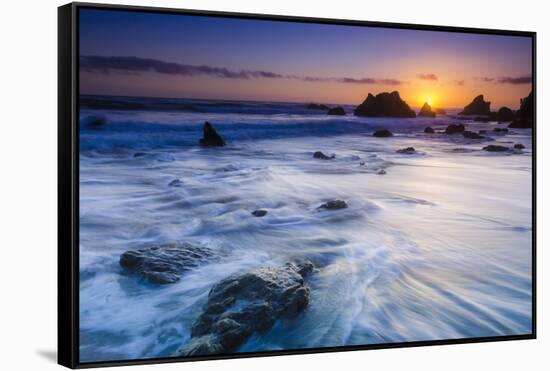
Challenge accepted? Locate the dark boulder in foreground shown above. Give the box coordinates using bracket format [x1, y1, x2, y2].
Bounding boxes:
[418, 102, 436, 118]
[373, 129, 393, 137]
[462, 131, 483, 139]
[494, 107, 515, 122]
[120, 242, 218, 284]
[424, 127, 435, 133]
[318, 200, 348, 210]
[306, 103, 330, 110]
[327, 106, 346, 115]
[459, 95, 491, 115]
[444, 124, 466, 134]
[176, 260, 315, 356]
[251, 209, 268, 217]
[514, 143, 525, 150]
[200, 122, 226, 147]
[483, 145, 509, 152]
[354, 91, 416, 118]
[313, 151, 335, 160]
[396, 147, 416, 154]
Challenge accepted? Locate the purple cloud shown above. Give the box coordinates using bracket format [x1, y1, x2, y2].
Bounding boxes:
[497, 76, 532, 84]
[80, 55, 403, 85]
[417, 73, 438, 81]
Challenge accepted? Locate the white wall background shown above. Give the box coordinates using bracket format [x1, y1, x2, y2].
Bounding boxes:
[0, 0, 546, 369]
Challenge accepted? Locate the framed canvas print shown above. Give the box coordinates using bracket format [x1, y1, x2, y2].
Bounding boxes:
[58, 2, 536, 368]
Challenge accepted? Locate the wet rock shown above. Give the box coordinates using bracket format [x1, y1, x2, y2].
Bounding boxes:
[478, 130, 487, 134]
[354, 91, 416, 118]
[200, 122, 226, 147]
[119, 242, 218, 284]
[133, 152, 147, 158]
[327, 106, 346, 115]
[306, 103, 330, 110]
[444, 124, 466, 134]
[418, 102, 436, 118]
[176, 260, 315, 356]
[373, 129, 393, 137]
[313, 151, 335, 160]
[459, 95, 491, 115]
[396, 147, 416, 154]
[318, 200, 348, 210]
[462, 131, 483, 139]
[483, 145, 509, 152]
[377, 169, 387, 175]
[169, 179, 184, 187]
[424, 127, 435, 133]
[514, 143, 525, 150]
[493, 128, 509, 133]
[251, 209, 268, 217]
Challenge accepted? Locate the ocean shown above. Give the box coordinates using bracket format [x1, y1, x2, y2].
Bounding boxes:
[78, 95, 532, 362]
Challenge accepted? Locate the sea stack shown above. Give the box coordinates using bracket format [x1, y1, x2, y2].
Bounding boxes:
[509, 92, 533, 128]
[354, 91, 416, 118]
[459, 95, 491, 115]
[199, 121, 225, 147]
[418, 102, 436, 117]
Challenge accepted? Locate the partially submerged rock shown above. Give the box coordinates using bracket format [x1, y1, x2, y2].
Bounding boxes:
[313, 151, 335, 160]
[200, 122, 226, 147]
[424, 127, 435, 133]
[306, 103, 330, 110]
[462, 131, 483, 139]
[444, 124, 466, 134]
[354, 91, 416, 118]
[318, 200, 348, 210]
[514, 143, 525, 150]
[483, 145, 509, 152]
[168, 179, 184, 187]
[493, 107, 515, 122]
[251, 209, 268, 217]
[493, 128, 509, 133]
[327, 106, 346, 115]
[82, 115, 108, 128]
[396, 147, 416, 154]
[177, 260, 315, 356]
[373, 129, 393, 137]
[459, 95, 491, 115]
[133, 152, 147, 158]
[119, 242, 218, 284]
[418, 102, 436, 117]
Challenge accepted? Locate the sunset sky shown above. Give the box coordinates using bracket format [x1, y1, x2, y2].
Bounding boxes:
[79, 9, 533, 109]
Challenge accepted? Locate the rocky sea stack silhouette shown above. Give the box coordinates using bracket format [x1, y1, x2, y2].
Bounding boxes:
[354, 91, 416, 118]
[459, 95, 491, 115]
[509, 92, 533, 128]
[418, 102, 436, 118]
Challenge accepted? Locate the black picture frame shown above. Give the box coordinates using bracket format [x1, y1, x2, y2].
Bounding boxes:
[58, 2, 537, 368]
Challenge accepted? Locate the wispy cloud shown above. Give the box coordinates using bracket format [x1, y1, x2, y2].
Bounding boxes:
[496, 76, 532, 84]
[454, 80, 465, 86]
[475, 76, 532, 84]
[417, 73, 438, 81]
[80, 55, 403, 85]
